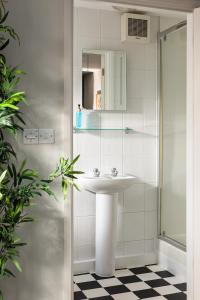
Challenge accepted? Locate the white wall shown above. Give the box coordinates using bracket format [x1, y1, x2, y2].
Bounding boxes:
[73, 7, 159, 273]
[1, 0, 70, 299]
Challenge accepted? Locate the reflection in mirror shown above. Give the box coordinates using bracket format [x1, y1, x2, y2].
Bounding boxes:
[82, 53, 102, 110]
[82, 50, 126, 111]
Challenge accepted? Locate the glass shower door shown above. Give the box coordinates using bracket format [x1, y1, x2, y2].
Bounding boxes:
[160, 25, 186, 247]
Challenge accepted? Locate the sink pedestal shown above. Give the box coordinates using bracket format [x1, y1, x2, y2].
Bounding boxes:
[95, 193, 118, 277]
[78, 175, 136, 277]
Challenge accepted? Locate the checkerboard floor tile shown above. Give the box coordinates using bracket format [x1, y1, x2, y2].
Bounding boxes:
[74, 265, 187, 300]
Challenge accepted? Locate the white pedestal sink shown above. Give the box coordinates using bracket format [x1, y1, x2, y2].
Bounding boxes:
[78, 175, 136, 277]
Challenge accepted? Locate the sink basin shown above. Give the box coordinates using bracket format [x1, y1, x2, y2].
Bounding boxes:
[78, 175, 136, 194]
[77, 174, 136, 277]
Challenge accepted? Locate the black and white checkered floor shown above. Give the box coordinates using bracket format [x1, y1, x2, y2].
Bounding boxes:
[74, 265, 187, 300]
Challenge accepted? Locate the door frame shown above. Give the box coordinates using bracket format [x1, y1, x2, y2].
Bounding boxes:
[63, 0, 73, 299]
[64, 2, 200, 299]
[187, 8, 200, 300]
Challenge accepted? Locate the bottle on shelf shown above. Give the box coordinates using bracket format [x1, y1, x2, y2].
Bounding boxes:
[76, 104, 82, 129]
[96, 90, 101, 110]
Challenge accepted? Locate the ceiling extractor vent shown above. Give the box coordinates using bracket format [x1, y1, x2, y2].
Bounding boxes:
[121, 13, 150, 43]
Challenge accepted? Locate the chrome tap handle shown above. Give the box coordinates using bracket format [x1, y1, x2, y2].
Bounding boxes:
[93, 168, 100, 177]
[111, 168, 118, 177]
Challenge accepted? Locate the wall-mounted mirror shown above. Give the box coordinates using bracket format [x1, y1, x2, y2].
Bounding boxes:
[82, 49, 126, 111]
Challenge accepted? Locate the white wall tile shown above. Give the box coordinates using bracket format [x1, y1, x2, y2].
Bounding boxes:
[123, 156, 144, 180]
[77, 155, 100, 175]
[123, 212, 145, 241]
[101, 154, 123, 175]
[124, 184, 145, 212]
[74, 190, 96, 217]
[126, 44, 145, 70]
[101, 112, 123, 128]
[124, 240, 145, 256]
[101, 38, 123, 51]
[144, 43, 157, 70]
[100, 10, 121, 40]
[127, 70, 146, 99]
[145, 239, 156, 253]
[101, 131, 123, 157]
[145, 184, 158, 211]
[73, 7, 158, 264]
[117, 213, 124, 242]
[77, 8, 100, 38]
[145, 211, 157, 239]
[116, 242, 125, 256]
[143, 136, 157, 158]
[143, 155, 157, 183]
[118, 192, 124, 212]
[77, 245, 95, 261]
[144, 71, 157, 99]
[78, 132, 100, 158]
[74, 243, 79, 261]
[123, 134, 144, 157]
[149, 16, 159, 43]
[126, 97, 144, 114]
[77, 216, 95, 246]
[144, 98, 157, 134]
[123, 112, 144, 132]
[73, 132, 79, 156]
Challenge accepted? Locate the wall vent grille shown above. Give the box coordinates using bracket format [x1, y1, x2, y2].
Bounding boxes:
[121, 13, 150, 43]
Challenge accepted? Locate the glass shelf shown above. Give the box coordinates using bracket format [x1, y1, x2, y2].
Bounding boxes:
[73, 127, 133, 134]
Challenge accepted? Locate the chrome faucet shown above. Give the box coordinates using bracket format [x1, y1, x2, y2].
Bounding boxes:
[93, 168, 100, 177]
[111, 168, 118, 177]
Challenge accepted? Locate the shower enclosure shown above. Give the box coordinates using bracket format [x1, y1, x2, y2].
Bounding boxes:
[159, 22, 187, 249]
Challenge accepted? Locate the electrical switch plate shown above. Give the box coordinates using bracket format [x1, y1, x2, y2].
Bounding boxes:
[23, 129, 39, 144]
[39, 129, 55, 144]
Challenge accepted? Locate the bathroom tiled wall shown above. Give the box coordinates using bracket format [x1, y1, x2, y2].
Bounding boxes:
[73, 7, 159, 270]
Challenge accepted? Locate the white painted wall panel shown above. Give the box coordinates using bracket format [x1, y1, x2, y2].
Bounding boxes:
[1, 0, 71, 299]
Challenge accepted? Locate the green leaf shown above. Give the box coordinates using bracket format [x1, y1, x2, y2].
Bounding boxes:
[70, 171, 84, 175]
[0, 169, 7, 183]
[73, 182, 80, 191]
[62, 177, 68, 200]
[19, 216, 34, 223]
[12, 163, 17, 186]
[0, 103, 19, 110]
[65, 174, 77, 179]
[8, 91, 25, 99]
[0, 10, 8, 24]
[4, 269, 16, 278]
[11, 258, 22, 272]
[67, 154, 80, 171]
[18, 159, 26, 175]
[7, 164, 13, 177]
[41, 179, 52, 183]
[0, 38, 9, 50]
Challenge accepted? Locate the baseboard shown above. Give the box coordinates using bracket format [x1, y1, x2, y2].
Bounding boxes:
[74, 253, 157, 275]
[158, 239, 186, 281]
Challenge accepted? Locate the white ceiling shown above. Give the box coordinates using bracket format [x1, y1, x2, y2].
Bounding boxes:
[74, 0, 187, 18]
